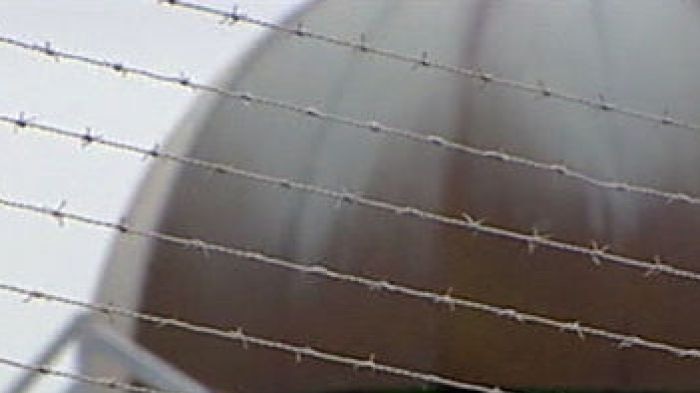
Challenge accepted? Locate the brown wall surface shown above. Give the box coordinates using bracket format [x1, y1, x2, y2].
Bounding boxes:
[92, 1, 700, 392]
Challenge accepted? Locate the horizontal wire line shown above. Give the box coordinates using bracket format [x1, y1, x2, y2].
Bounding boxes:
[1, 36, 699, 209]
[2, 196, 700, 362]
[0, 283, 512, 393]
[0, 356, 179, 393]
[2, 114, 699, 284]
[159, 0, 700, 135]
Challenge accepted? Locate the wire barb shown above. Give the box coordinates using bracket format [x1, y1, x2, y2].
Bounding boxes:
[185, 238, 211, 258]
[589, 241, 610, 266]
[537, 80, 552, 97]
[80, 127, 102, 148]
[13, 111, 35, 132]
[644, 255, 668, 277]
[439, 287, 456, 311]
[294, 22, 307, 37]
[597, 94, 615, 111]
[412, 50, 430, 70]
[526, 227, 550, 255]
[357, 33, 369, 53]
[562, 321, 586, 340]
[220, 4, 243, 25]
[41, 41, 59, 62]
[110, 61, 127, 76]
[22, 289, 44, 303]
[48, 199, 67, 226]
[177, 71, 191, 88]
[618, 335, 642, 349]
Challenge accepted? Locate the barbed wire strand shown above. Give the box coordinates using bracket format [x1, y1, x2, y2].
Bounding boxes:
[0, 283, 514, 393]
[1, 36, 699, 209]
[2, 196, 700, 361]
[158, 0, 700, 135]
[0, 356, 180, 393]
[2, 114, 698, 284]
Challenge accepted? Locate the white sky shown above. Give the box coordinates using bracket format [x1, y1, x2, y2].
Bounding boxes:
[0, 1, 305, 390]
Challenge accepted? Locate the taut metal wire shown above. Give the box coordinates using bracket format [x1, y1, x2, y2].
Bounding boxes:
[1, 35, 700, 209]
[159, 0, 700, 135]
[0, 356, 179, 393]
[0, 281, 515, 392]
[2, 114, 698, 284]
[2, 195, 700, 362]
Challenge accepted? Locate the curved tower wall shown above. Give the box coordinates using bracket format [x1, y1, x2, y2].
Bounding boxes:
[89, 1, 700, 391]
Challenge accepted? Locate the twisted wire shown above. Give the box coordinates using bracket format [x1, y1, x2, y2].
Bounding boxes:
[2, 196, 700, 362]
[0, 282, 513, 392]
[1, 35, 700, 208]
[0, 356, 177, 393]
[2, 114, 699, 284]
[158, 0, 700, 135]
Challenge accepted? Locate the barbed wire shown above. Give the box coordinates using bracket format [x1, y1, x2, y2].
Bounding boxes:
[2, 195, 700, 362]
[0, 356, 179, 393]
[2, 114, 699, 284]
[1, 35, 700, 209]
[157, 0, 700, 135]
[0, 282, 514, 392]
[3, 4, 699, 391]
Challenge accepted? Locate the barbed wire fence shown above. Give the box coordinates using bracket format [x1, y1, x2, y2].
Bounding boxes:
[3, 36, 700, 207]
[2, 1, 700, 391]
[0, 281, 517, 393]
[2, 115, 698, 282]
[0, 356, 173, 393]
[4, 195, 700, 360]
[159, 0, 700, 135]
